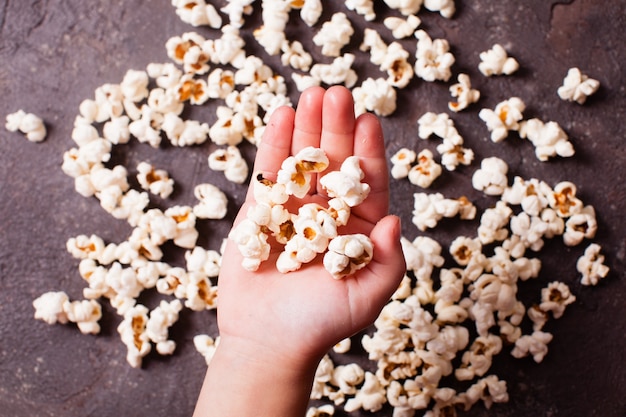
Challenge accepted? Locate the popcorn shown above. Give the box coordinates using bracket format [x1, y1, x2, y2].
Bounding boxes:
[547, 181, 583, 218]
[383, 0, 423, 16]
[436, 138, 474, 171]
[448, 73, 480, 112]
[165, 205, 199, 249]
[414, 30, 455, 82]
[351, 77, 397, 117]
[66, 234, 106, 260]
[478, 97, 525, 143]
[333, 338, 352, 354]
[424, 0, 456, 18]
[320, 156, 370, 207]
[344, 372, 387, 413]
[63, 299, 102, 335]
[146, 299, 183, 355]
[417, 112, 462, 143]
[563, 205, 597, 246]
[281, 40, 313, 71]
[117, 304, 151, 368]
[136, 161, 175, 199]
[407, 149, 442, 188]
[5, 109, 47, 142]
[313, 12, 354, 57]
[120, 69, 149, 103]
[478, 201, 513, 244]
[472, 157, 509, 196]
[323, 234, 374, 279]
[208, 145, 249, 184]
[128, 105, 164, 148]
[33, 291, 70, 325]
[390, 148, 417, 179]
[103, 116, 131, 145]
[518, 118, 575, 161]
[229, 218, 271, 271]
[557, 67, 600, 104]
[306, 404, 335, 417]
[383, 15, 421, 39]
[455, 334, 503, 381]
[449, 236, 482, 267]
[539, 281, 576, 319]
[310, 54, 358, 88]
[345, 0, 376, 21]
[509, 212, 548, 252]
[193, 183, 229, 219]
[194, 334, 219, 365]
[412, 192, 462, 231]
[206, 68, 236, 99]
[219, 1, 254, 29]
[177, 74, 210, 104]
[277, 146, 329, 198]
[478, 44, 519, 76]
[511, 330, 553, 363]
[173, 0, 222, 28]
[576, 243, 610, 286]
[162, 113, 210, 147]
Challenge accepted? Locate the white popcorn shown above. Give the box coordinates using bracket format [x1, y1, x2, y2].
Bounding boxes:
[333, 337, 352, 354]
[320, 156, 370, 207]
[390, 148, 417, 180]
[173, 0, 222, 28]
[313, 13, 354, 57]
[518, 118, 575, 161]
[412, 192, 461, 231]
[111, 189, 150, 226]
[306, 404, 335, 417]
[539, 281, 576, 319]
[33, 291, 70, 325]
[384, 15, 421, 39]
[455, 334, 502, 381]
[136, 161, 175, 199]
[146, 62, 183, 90]
[206, 68, 235, 99]
[449, 236, 483, 267]
[351, 77, 397, 117]
[478, 201, 513, 244]
[323, 234, 374, 279]
[576, 243, 610, 286]
[64, 299, 102, 335]
[417, 112, 462, 142]
[93, 83, 125, 121]
[345, 0, 376, 21]
[193, 183, 228, 219]
[557, 67, 600, 104]
[344, 372, 387, 413]
[297, 0, 322, 26]
[146, 299, 183, 355]
[408, 149, 442, 188]
[103, 116, 131, 145]
[448, 73, 480, 112]
[502, 177, 551, 217]
[509, 212, 548, 252]
[66, 234, 106, 260]
[194, 334, 219, 365]
[436, 138, 475, 171]
[478, 44, 519, 76]
[277, 146, 329, 198]
[472, 157, 509, 196]
[128, 105, 164, 148]
[229, 218, 271, 271]
[383, 0, 423, 16]
[165, 205, 199, 249]
[379, 42, 414, 88]
[331, 363, 365, 395]
[281, 40, 313, 72]
[547, 181, 583, 218]
[511, 330, 553, 363]
[563, 205, 597, 246]
[5, 110, 47, 142]
[117, 304, 151, 368]
[186, 246, 221, 278]
[310, 54, 358, 89]
[185, 276, 213, 311]
[220, 0, 253, 28]
[426, 325, 469, 360]
[424, 0, 456, 18]
[414, 30, 455, 82]
[478, 97, 525, 143]
[208, 145, 249, 184]
[120, 69, 149, 103]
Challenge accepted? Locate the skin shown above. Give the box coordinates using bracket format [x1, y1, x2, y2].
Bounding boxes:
[193, 85, 406, 417]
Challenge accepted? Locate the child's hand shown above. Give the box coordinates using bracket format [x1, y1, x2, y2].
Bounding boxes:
[194, 86, 406, 417]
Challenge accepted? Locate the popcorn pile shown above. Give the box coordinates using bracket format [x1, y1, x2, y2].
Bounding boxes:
[229, 147, 374, 279]
[12, 1, 608, 416]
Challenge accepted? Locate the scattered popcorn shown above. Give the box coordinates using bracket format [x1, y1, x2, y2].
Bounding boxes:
[345, 0, 376, 21]
[323, 234, 374, 279]
[281, 41, 313, 72]
[557, 67, 600, 104]
[193, 183, 229, 219]
[306, 404, 335, 417]
[208, 145, 249, 184]
[352, 77, 397, 117]
[412, 192, 463, 231]
[136, 161, 175, 199]
[384, 15, 421, 39]
[172, 0, 222, 28]
[33, 291, 70, 325]
[277, 146, 329, 198]
[383, 0, 423, 16]
[563, 205, 597, 246]
[194, 334, 220, 365]
[313, 12, 354, 57]
[448, 73, 480, 112]
[424, 0, 456, 18]
[407, 149, 442, 188]
[64, 299, 103, 335]
[511, 330, 553, 363]
[344, 372, 387, 412]
[117, 304, 152, 368]
[310, 54, 359, 88]
[539, 281, 576, 319]
[479, 97, 525, 143]
[414, 30, 455, 82]
[146, 299, 183, 355]
[5, 109, 47, 142]
[472, 157, 509, 196]
[478, 44, 519, 76]
[576, 243, 610, 286]
[390, 148, 417, 180]
[518, 118, 575, 161]
[333, 338, 352, 354]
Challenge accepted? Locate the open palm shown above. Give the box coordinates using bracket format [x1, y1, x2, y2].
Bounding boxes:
[215, 86, 406, 364]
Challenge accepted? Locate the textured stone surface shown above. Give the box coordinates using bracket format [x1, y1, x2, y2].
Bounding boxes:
[0, 1, 624, 416]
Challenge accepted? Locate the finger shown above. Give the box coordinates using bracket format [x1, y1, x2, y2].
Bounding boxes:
[351, 112, 390, 223]
[292, 86, 325, 153]
[348, 215, 406, 329]
[252, 105, 295, 179]
[319, 85, 356, 172]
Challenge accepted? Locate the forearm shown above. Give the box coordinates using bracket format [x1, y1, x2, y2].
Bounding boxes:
[193, 336, 320, 417]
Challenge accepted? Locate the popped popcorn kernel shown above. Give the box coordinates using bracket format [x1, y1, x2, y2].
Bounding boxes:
[563, 205, 597, 247]
[136, 161, 175, 199]
[5, 109, 47, 142]
[320, 156, 370, 207]
[511, 330, 553, 363]
[117, 304, 152, 368]
[323, 234, 374, 279]
[313, 12, 354, 57]
[479, 97, 525, 143]
[478, 44, 519, 76]
[64, 299, 102, 335]
[414, 30, 455, 82]
[384, 15, 421, 39]
[407, 149, 442, 188]
[33, 291, 70, 325]
[448, 73, 480, 112]
[472, 157, 509, 196]
[277, 146, 329, 198]
[576, 243, 609, 286]
[352, 77, 397, 117]
[557, 67, 600, 104]
[424, 0, 456, 18]
[390, 148, 417, 180]
[208, 145, 249, 184]
[518, 118, 575, 161]
[194, 334, 220, 365]
[539, 281, 576, 319]
[193, 183, 228, 219]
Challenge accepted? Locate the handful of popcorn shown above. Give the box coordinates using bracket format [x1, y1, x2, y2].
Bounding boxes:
[229, 146, 374, 279]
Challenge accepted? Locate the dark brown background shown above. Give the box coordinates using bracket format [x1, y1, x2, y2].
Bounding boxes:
[1, 1, 624, 416]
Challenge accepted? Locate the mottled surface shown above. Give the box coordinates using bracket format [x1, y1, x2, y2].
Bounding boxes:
[1, 1, 624, 416]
